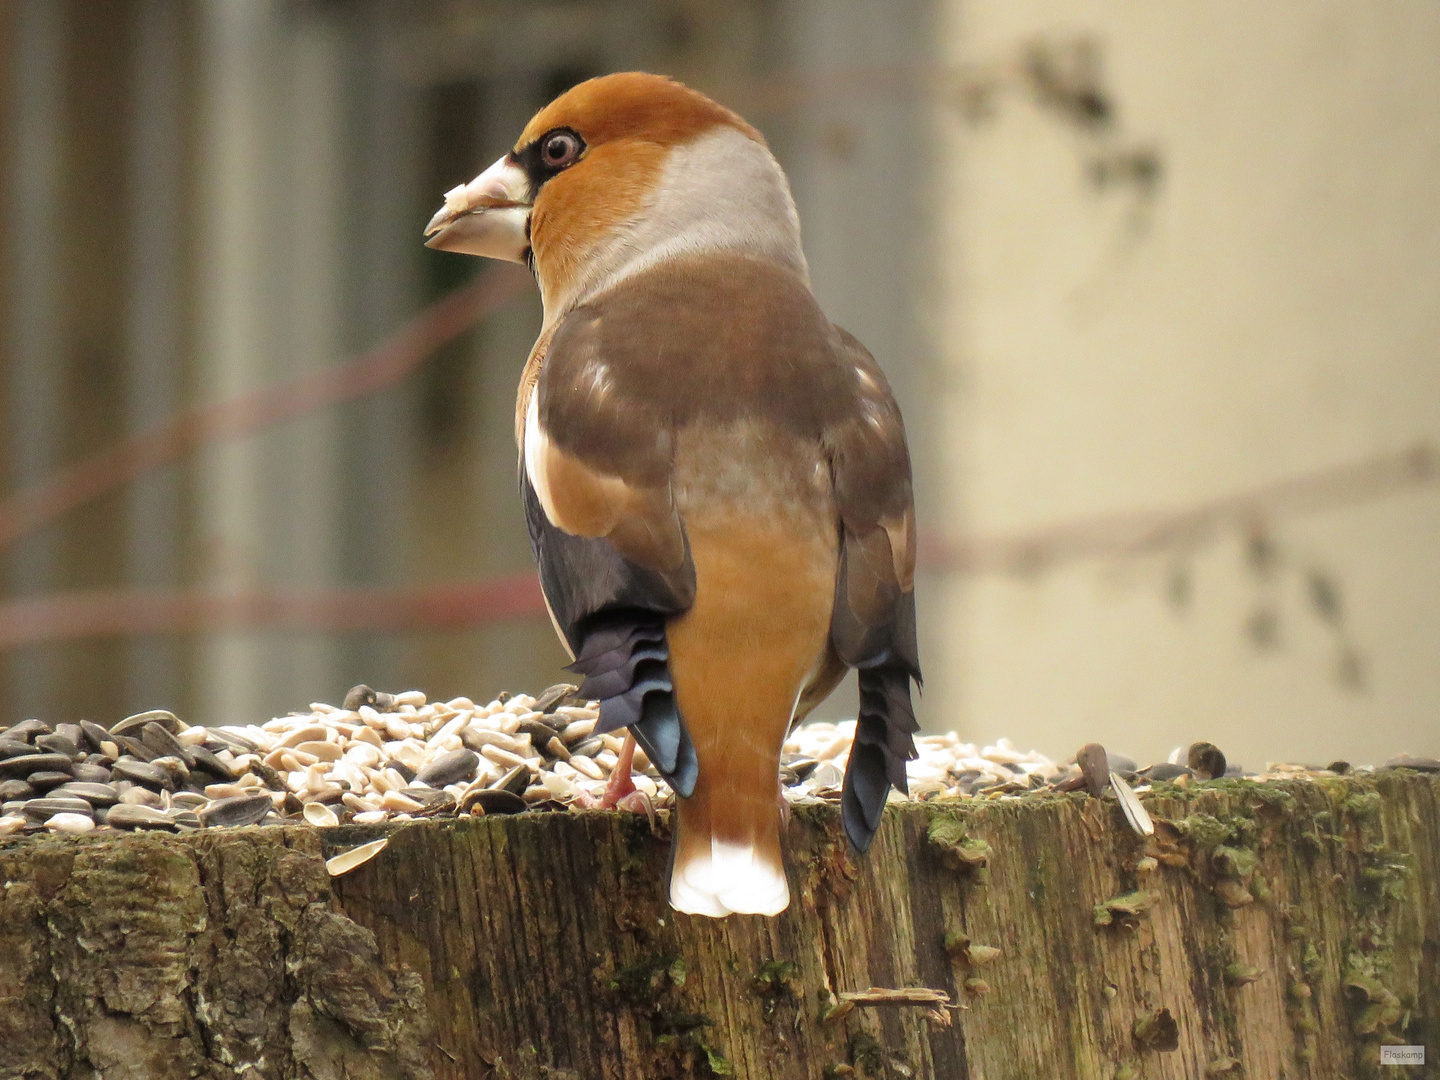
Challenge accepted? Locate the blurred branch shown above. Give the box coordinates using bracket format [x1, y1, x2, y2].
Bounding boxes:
[921, 442, 1439, 575]
[0, 575, 546, 648]
[0, 263, 533, 551]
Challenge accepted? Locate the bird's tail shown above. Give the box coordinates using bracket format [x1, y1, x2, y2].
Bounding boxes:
[668, 752, 789, 917]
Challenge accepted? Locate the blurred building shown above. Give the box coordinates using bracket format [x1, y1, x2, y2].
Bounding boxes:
[932, 1, 1440, 767]
[0, 0, 929, 728]
[0, 0, 1436, 769]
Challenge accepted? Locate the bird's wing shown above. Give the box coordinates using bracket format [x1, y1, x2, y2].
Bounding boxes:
[521, 314, 699, 797]
[824, 328, 922, 852]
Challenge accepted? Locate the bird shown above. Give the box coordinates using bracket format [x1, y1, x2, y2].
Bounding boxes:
[424, 72, 920, 917]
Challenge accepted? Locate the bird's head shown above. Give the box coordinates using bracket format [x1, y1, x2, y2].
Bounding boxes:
[424, 72, 806, 322]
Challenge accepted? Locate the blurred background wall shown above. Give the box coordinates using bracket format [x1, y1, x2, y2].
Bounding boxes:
[931, 1, 1440, 768]
[0, 0, 1435, 769]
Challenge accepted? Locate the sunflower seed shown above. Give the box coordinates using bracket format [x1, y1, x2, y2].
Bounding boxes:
[151, 756, 191, 786]
[1187, 742, 1227, 781]
[79, 721, 112, 752]
[294, 741, 343, 762]
[5, 720, 51, 742]
[1382, 755, 1440, 773]
[112, 710, 182, 737]
[1076, 743, 1111, 797]
[34, 733, 79, 757]
[112, 758, 172, 790]
[1111, 772, 1154, 836]
[141, 723, 191, 764]
[45, 812, 95, 834]
[0, 779, 36, 801]
[112, 735, 157, 763]
[343, 685, 395, 712]
[569, 737, 602, 758]
[198, 794, 274, 828]
[489, 764, 530, 796]
[106, 803, 178, 830]
[463, 788, 527, 815]
[1139, 763, 1192, 782]
[71, 762, 112, 783]
[381, 790, 423, 813]
[188, 745, 234, 780]
[25, 771, 74, 792]
[22, 797, 94, 821]
[530, 683, 576, 715]
[415, 749, 479, 787]
[325, 837, 389, 876]
[118, 786, 162, 807]
[0, 754, 73, 780]
[386, 758, 416, 784]
[568, 755, 603, 781]
[303, 802, 339, 827]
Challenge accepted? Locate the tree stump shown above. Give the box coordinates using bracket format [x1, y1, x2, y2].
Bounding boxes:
[1, 771, 1435, 1079]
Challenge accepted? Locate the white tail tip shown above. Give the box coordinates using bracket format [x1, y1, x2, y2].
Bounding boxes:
[670, 839, 789, 917]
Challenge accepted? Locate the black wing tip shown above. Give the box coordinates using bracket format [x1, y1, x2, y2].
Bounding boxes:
[669, 739, 699, 798]
[842, 798, 879, 853]
[839, 663, 919, 851]
[630, 716, 697, 797]
[631, 689, 698, 797]
[570, 608, 699, 797]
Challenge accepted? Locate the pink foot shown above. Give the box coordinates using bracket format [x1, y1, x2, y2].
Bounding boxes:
[596, 733, 639, 810]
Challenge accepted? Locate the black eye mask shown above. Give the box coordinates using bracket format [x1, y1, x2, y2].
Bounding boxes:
[515, 126, 587, 198]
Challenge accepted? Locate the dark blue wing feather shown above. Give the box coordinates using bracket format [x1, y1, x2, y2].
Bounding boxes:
[521, 472, 698, 797]
[826, 331, 923, 854]
[840, 619, 921, 852]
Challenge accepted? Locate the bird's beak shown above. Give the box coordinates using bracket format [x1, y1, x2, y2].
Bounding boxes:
[423, 154, 531, 262]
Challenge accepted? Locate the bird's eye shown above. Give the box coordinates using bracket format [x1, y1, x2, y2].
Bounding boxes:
[541, 130, 582, 169]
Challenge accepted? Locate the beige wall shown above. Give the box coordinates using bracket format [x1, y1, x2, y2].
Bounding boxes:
[929, 1, 1440, 767]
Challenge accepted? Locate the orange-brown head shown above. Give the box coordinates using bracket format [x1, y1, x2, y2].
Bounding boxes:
[424, 73, 806, 320]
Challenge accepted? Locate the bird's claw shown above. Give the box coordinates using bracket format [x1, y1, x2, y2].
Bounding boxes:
[596, 772, 636, 811]
[616, 790, 656, 829]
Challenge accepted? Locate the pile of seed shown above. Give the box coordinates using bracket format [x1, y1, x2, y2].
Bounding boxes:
[1, 682, 1434, 839]
[0, 684, 607, 836]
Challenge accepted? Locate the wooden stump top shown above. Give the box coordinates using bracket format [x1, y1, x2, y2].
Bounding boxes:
[1, 771, 1436, 1079]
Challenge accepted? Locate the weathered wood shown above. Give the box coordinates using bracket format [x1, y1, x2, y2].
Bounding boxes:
[1, 772, 1436, 1079]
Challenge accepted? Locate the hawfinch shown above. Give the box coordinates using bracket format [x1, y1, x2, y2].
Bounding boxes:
[425, 73, 920, 917]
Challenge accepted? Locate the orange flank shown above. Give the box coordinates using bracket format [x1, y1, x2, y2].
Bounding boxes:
[665, 515, 836, 916]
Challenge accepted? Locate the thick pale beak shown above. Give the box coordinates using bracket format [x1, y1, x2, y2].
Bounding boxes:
[423, 155, 531, 262]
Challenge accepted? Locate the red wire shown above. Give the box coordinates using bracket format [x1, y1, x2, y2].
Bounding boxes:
[0, 575, 548, 648]
[0, 263, 533, 550]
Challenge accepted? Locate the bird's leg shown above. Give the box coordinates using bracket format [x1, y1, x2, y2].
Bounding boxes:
[597, 732, 639, 810]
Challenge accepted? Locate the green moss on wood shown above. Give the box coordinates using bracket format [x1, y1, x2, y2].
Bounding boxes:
[1225, 962, 1262, 987]
[1094, 890, 1159, 928]
[1132, 1007, 1180, 1052]
[752, 960, 800, 1022]
[926, 814, 991, 874]
[845, 1033, 886, 1078]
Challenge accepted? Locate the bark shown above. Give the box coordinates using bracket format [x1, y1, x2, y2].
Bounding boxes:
[1, 772, 1436, 1080]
